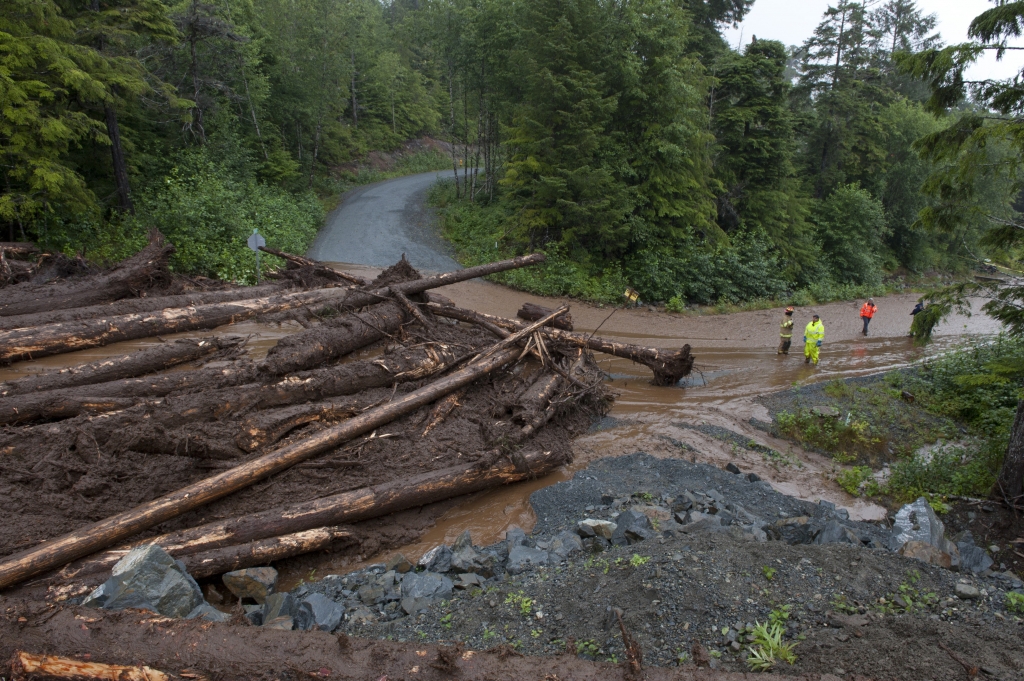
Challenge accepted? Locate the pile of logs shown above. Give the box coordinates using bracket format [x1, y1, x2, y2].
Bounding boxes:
[0, 243, 693, 595]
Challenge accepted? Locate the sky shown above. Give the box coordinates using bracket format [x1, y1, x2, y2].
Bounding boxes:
[721, 0, 1021, 81]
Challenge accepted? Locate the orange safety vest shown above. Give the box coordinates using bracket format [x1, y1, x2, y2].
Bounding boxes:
[860, 303, 877, 319]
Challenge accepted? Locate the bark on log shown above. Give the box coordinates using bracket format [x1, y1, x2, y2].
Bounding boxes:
[182, 526, 353, 579]
[517, 302, 573, 331]
[428, 303, 693, 386]
[259, 246, 367, 286]
[0, 337, 241, 398]
[0, 253, 544, 365]
[996, 398, 1024, 504]
[422, 389, 466, 436]
[0, 336, 537, 588]
[0, 243, 39, 255]
[59, 448, 567, 583]
[234, 399, 360, 452]
[12, 652, 170, 681]
[0, 283, 290, 331]
[261, 300, 408, 375]
[0, 231, 174, 317]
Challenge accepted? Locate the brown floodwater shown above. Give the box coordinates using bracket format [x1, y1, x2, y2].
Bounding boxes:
[4, 266, 1001, 584]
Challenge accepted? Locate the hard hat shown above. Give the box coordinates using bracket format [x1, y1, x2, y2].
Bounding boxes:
[785, 306, 795, 313]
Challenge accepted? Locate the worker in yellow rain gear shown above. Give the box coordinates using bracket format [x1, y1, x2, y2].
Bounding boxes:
[804, 314, 824, 365]
[778, 306, 795, 354]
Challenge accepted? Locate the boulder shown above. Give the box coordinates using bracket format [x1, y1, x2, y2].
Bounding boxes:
[771, 517, 818, 545]
[549, 531, 584, 560]
[680, 514, 727, 535]
[725, 463, 741, 475]
[955, 583, 981, 600]
[401, 597, 435, 615]
[611, 510, 655, 546]
[82, 544, 204, 619]
[505, 526, 528, 549]
[454, 573, 483, 590]
[243, 604, 263, 626]
[670, 493, 696, 513]
[222, 567, 277, 604]
[358, 585, 385, 605]
[746, 473, 761, 483]
[890, 498, 956, 556]
[263, 592, 298, 623]
[302, 593, 343, 632]
[814, 520, 860, 545]
[386, 554, 414, 574]
[578, 519, 615, 539]
[956, 533, 994, 574]
[899, 540, 953, 569]
[450, 531, 498, 576]
[185, 603, 231, 623]
[417, 545, 453, 573]
[401, 571, 453, 600]
[506, 546, 550, 574]
[263, 616, 294, 630]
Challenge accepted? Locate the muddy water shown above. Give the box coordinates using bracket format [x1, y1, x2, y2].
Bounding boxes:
[4, 267, 1000, 583]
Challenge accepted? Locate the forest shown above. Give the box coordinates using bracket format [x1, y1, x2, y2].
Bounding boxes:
[1, 0, 1020, 302]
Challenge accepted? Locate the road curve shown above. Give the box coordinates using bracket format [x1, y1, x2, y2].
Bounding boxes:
[307, 170, 461, 272]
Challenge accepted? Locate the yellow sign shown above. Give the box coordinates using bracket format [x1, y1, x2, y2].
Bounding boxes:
[623, 287, 639, 303]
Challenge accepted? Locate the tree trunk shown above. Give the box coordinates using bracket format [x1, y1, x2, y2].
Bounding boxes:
[58, 448, 566, 585]
[0, 231, 173, 317]
[0, 337, 240, 397]
[996, 398, 1024, 503]
[12, 652, 169, 681]
[0, 254, 545, 365]
[182, 526, 353, 579]
[516, 303, 573, 331]
[258, 246, 367, 285]
[0, 344, 525, 589]
[427, 303, 693, 385]
[0, 283, 290, 331]
[104, 104, 133, 214]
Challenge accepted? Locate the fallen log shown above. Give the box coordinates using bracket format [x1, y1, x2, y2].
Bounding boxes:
[0, 231, 174, 317]
[259, 246, 367, 286]
[0, 283, 290, 331]
[0, 242, 39, 255]
[0, 307, 563, 589]
[11, 652, 170, 681]
[261, 300, 408, 375]
[234, 399, 360, 452]
[517, 302, 573, 331]
[58, 448, 568, 584]
[0, 253, 545, 365]
[0, 337, 241, 398]
[182, 526, 353, 579]
[428, 303, 693, 385]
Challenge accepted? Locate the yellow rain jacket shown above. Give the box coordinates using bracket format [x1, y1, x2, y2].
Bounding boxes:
[804, 319, 824, 364]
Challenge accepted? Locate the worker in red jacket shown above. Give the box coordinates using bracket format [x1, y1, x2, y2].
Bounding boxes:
[860, 298, 877, 336]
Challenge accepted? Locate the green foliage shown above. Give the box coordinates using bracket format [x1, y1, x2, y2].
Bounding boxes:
[503, 591, 534, 617]
[761, 566, 777, 581]
[629, 554, 650, 567]
[746, 621, 797, 672]
[1006, 591, 1024, 615]
[812, 184, 889, 286]
[837, 466, 877, 496]
[768, 604, 791, 627]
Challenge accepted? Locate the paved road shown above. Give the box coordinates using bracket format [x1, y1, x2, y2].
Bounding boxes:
[307, 170, 461, 272]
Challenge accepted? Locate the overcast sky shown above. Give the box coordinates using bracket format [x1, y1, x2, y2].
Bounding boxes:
[721, 0, 1020, 81]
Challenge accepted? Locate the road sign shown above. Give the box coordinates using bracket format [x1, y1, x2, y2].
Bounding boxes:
[247, 231, 266, 251]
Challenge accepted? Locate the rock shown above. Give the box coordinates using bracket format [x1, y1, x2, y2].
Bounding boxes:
[956, 533, 995, 574]
[263, 616, 294, 630]
[611, 510, 655, 546]
[814, 521, 860, 545]
[185, 603, 231, 623]
[670, 492, 696, 512]
[222, 567, 277, 604]
[706, 489, 726, 504]
[900, 540, 953, 568]
[348, 606, 377, 624]
[746, 473, 761, 483]
[506, 546, 550, 574]
[386, 554, 413, 573]
[582, 537, 610, 553]
[401, 597, 435, 615]
[811, 406, 840, 417]
[549, 531, 584, 560]
[578, 518, 616, 539]
[505, 527, 528, 549]
[955, 583, 981, 600]
[243, 604, 263, 626]
[768, 516, 819, 545]
[82, 544, 204, 619]
[302, 593, 343, 632]
[725, 463, 741, 475]
[358, 585, 385, 605]
[680, 511, 726, 535]
[454, 573, 483, 590]
[890, 498, 956, 556]
[417, 545, 452, 573]
[401, 571, 453, 600]
[449, 530, 497, 576]
[263, 592, 298, 623]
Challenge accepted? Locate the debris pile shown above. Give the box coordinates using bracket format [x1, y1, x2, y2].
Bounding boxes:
[0, 242, 697, 604]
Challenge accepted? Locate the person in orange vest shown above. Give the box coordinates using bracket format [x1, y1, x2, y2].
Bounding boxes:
[859, 298, 877, 336]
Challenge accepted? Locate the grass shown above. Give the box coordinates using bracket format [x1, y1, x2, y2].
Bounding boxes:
[745, 621, 797, 672]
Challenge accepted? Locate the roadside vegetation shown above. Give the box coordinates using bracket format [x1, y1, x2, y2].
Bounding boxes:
[771, 335, 1024, 504]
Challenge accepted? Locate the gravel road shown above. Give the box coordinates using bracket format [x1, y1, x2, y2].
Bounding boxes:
[307, 170, 461, 271]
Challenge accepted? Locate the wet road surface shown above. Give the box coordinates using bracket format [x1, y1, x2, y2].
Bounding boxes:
[307, 171, 460, 271]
